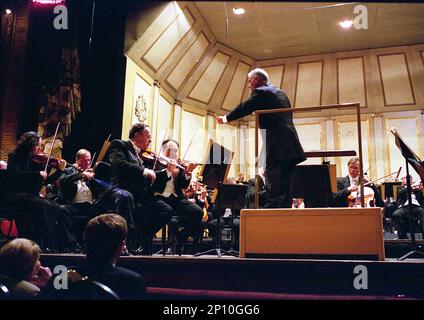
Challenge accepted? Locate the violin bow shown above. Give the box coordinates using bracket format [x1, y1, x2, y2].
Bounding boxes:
[44, 122, 61, 172]
[181, 128, 197, 162]
[153, 129, 168, 170]
[90, 152, 97, 168]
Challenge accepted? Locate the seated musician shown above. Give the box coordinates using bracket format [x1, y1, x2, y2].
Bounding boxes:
[4, 131, 78, 252]
[107, 123, 173, 255]
[333, 157, 384, 208]
[57, 149, 110, 244]
[153, 139, 203, 255]
[391, 175, 424, 239]
[246, 167, 268, 208]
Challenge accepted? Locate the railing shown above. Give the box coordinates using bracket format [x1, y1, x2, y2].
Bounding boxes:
[253, 102, 363, 208]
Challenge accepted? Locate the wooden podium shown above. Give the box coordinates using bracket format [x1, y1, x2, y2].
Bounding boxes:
[240, 208, 385, 261]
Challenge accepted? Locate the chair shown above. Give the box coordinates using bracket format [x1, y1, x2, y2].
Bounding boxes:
[58, 268, 120, 300]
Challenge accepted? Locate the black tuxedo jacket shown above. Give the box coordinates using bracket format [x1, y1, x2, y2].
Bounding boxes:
[333, 176, 385, 207]
[246, 177, 268, 208]
[58, 166, 108, 204]
[7, 151, 62, 195]
[108, 139, 152, 202]
[226, 84, 306, 167]
[84, 261, 146, 300]
[396, 187, 424, 207]
[154, 168, 191, 199]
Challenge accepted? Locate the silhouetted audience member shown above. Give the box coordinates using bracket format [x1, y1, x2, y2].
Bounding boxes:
[0, 238, 52, 299]
[83, 214, 147, 299]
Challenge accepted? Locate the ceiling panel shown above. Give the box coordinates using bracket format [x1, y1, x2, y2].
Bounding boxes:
[193, 1, 424, 59]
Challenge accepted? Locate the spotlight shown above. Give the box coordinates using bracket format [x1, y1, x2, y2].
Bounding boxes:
[232, 8, 245, 15]
[339, 20, 353, 29]
[5, 9, 12, 15]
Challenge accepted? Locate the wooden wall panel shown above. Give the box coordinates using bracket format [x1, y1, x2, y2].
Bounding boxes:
[181, 109, 206, 164]
[166, 32, 210, 90]
[337, 120, 370, 177]
[153, 94, 173, 152]
[143, 8, 194, 71]
[295, 122, 322, 165]
[294, 61, 323, 108]
[337, 57, 366, 107]
[189, 51, 230, 103]
[263, 65, 284, 88]
[221, 61, 250, 111]
[378, 53, 415, 106]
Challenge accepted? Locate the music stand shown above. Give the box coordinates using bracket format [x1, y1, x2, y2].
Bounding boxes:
[391, 128, 424, 260]
[218, 183, 248, 256]
[194, 140, 233, 257]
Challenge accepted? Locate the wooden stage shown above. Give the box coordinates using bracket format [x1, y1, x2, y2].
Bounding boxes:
[40, 241, 424, 300]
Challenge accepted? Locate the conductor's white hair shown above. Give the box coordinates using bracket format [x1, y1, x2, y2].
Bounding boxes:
[248, 68, 270, 84]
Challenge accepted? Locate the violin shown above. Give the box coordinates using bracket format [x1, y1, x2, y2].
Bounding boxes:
[140, 149, 197, 173]
[348, 186, 375, 207]
[31, 152, 69, 171]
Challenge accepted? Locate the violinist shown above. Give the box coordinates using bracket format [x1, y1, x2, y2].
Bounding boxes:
[153, 139, 203, 255]
[391, 175, 424, 239]
[4, 131, 78, 252]
[333, 157, 385, 208]
[108, 123, 173, 255]
[57, 149, 110, 245]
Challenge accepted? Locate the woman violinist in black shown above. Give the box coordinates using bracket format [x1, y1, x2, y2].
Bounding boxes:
[5, 131, 78, 251]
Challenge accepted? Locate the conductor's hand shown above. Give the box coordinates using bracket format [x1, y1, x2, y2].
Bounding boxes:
[216, 116, 225, 124]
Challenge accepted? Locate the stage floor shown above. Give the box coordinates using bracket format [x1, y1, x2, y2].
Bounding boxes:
[40, 239, 424, 300]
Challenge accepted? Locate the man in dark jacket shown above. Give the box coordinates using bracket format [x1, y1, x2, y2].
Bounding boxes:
[58, 149, 109, 244]
[108, 123, 173, 255]
[153, 139, 203, 254]
[333, 157, 385, 208]
[217, 68, 305, 208]
[83, 214, 146, 299]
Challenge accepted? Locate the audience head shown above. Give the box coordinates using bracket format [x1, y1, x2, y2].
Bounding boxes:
[84, 214, 128, 263]
[75, 149, 91, 171]
[129, 123, 151, 151]
[0, 238, 41, 281]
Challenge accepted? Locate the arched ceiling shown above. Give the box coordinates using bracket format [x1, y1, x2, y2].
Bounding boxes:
[125, 1, 424, 116]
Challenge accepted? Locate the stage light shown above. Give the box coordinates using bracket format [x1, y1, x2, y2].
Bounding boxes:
[5, 9, 12, 15]
[32, 0, 65, 4]
[232, 8, 245, 15]
[339, 20, 353, 29]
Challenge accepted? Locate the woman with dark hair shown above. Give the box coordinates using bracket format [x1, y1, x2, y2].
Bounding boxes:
[4, 131, 78, 251]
